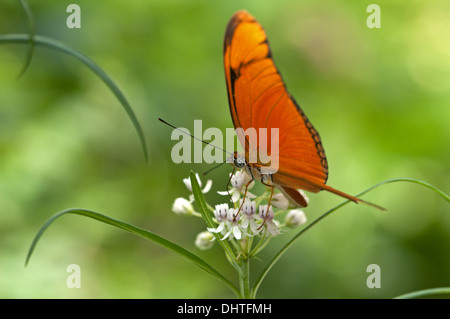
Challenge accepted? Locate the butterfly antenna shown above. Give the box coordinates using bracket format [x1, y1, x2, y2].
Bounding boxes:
[158, 118, 234, 157]
[202, 160, 227, 176]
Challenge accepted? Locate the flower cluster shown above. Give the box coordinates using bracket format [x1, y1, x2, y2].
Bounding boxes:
[171, 170, 308, 250]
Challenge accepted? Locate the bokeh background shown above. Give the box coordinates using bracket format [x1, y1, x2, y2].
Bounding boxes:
[0, 0, 449, 298]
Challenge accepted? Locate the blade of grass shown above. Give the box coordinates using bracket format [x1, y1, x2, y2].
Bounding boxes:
[394, 287, 450, 299]
[364, 177, 449, 203]
[16, 0, 35, 79]
[251, 177, 449, 298]
[0, 33, 149, 163]
[25, 208, 240, 297]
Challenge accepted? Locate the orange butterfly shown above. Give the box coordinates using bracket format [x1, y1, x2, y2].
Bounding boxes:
[224, 10, 383, 210]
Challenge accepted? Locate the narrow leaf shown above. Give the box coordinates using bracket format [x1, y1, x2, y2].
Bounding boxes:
[0, 33, 149, 163]
[189, 171, 239, 269]
[16, 0, 35, 79]
[26, 208, 239, 296]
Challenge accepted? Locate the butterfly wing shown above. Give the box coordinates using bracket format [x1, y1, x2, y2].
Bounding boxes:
[223, 10, 385, 210]
[224, 10, 328, 193]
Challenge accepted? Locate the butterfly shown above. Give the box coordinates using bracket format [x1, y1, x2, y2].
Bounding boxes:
[224, 10, 384, 211]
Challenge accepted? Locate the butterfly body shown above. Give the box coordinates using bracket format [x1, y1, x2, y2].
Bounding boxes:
[230, 151, 309, 208]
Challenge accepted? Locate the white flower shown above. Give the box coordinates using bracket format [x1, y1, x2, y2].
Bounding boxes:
[259, 205, 280, 236]
[285, 209, 307, 228]
[230, 170, 253, 189]
[240, 199, 260, 235]
[213, 203, 229, 222]
[218, 170, 255, 203]
[221, 208, 242, 240]
[172, 197, 195, 216]
[207, 204, 230, 236]
[183, 173, 212, 194]
[195, 231, 215, 250]
[207, 204, 246, 241]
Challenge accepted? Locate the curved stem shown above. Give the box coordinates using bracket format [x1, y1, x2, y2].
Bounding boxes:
[251, 177, 450, 298]
[394, 287, 450, 299]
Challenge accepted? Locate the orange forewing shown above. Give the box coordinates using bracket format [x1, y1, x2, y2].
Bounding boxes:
[224, 10, 383, 209]
[224, 11, 327, 191]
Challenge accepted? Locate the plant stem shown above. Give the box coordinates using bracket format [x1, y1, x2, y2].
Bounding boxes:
[236, 238, 252, 299]
[239, 256, 251, 299]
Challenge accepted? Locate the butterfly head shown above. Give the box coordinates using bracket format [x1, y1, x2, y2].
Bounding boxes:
[229, 151, 246, 169]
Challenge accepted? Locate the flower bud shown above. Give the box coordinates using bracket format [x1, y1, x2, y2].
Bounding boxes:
[195, 231, 215, 250]
[172, 197, 194, 216]
[285, 209, 307, 228]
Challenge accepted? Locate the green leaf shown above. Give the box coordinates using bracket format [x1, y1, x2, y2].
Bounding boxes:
[251, 177, 450, 298]
[25, 208, 240, 297]
[190, 171, 216, 230]
[0, 33, 149, 163]
[189, 171, 240, 271]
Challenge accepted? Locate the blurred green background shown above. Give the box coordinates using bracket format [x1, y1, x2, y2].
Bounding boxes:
[0, 0, 449, 298]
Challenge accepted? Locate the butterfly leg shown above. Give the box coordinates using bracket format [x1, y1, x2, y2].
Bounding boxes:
[258, 180, 275, 230]
[226, 167, 237, 203]
[232, 178, 254, 222]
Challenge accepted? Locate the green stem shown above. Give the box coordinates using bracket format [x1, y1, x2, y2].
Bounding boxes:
[239, 257, 251, 299]
[249, 228, 270, 257]
[238, 239, 252, 299]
